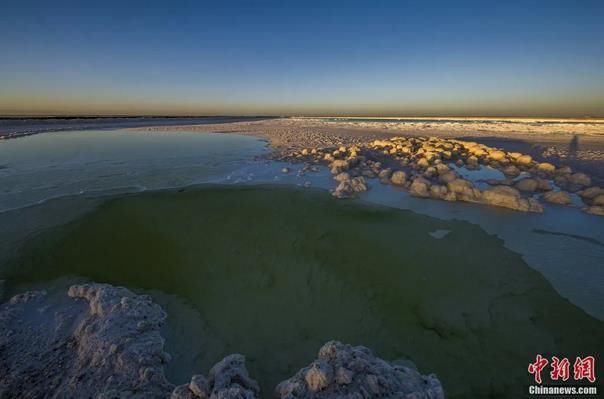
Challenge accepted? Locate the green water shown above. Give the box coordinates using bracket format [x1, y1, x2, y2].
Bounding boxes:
[2, 186, 603, 398]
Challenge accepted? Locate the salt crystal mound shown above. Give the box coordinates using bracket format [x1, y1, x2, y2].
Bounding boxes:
[0, 284, 173, 398]
[0, 283, 444, 399]
[275, 340, 444, 399]
[282, 136, 604, 215]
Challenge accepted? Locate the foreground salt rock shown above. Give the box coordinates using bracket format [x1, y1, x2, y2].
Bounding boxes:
[1, 284, 444, 399]
[0, 284, 174, 398]
[0, 283, 259, 399]
[275, 341, 444, 399]
[171, 354, 260, 399]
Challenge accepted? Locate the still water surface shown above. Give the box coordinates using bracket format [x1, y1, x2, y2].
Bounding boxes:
[0, 129, 603, 398]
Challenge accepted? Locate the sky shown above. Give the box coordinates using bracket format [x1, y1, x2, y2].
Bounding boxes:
[1, 0, 603, 117]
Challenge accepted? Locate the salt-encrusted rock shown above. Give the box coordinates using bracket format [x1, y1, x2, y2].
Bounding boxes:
[585, 206, 604, 216]
[378, 168, 392, 182]
[466, 155, 479, 167]
[329, 160, 349, 175]
[0, 284, 174, 398]
[536, 178, 553, 191]
[305, 360, 334, 392]
[580, 186, 604, 200]
[537, 162, 556, 174]
[332, 181, 353, 199]
[350, 177, 368, 193]
[275, 341, 444, 399]
[430, 184, 449, 199]
[188, 374, 210, 397]
[488, 150, 506, 161]
[335, 367, 354, 385]
[438, 171, 458, 184]
[172, 383, 196, 399]
[416, 158, 430, 168]
[502, 165, 521, 177]
[447, 178, 481, 202]
[209, 354, 260, 397]
[482, 186, 543, 213]
[543, 191, 572, 205]
[334, 172, 350, 182]
[172, 355, 259, 399]
[515, 154, 533, 166]
[515, 178, 538, 193]
[434, 163, 449, 173]
[556, 165, 572, 174]
[569, 173, 591, 187]
[593, 194, 604, 206]
[332, 176, 367, 198]
[409, 177, 431, 198]
[390, 170, 407, 186]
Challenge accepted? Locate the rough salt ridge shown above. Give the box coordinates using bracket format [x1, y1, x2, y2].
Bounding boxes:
[275, 341, 444, 399]
[0, 283, 445, 399]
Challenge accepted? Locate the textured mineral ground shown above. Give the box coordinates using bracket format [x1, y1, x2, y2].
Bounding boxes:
[0, 283, 444, 399]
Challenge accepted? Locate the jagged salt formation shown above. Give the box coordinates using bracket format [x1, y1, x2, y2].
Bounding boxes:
[0, 284, 444, 399]
[282, 136, 604, 215]
[171, 354, 260, 399]
[0, 284, 257, 399]
[0, 284, 175, 398]
[275, 341, 444, 399]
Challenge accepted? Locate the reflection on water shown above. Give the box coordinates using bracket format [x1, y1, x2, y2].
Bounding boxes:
[2, 187, 603, 398]
[0, 130, 268, 211]
[448, 163, 504, 189]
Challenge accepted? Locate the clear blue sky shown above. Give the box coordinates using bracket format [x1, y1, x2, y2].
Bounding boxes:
[1, 0, 603, 116]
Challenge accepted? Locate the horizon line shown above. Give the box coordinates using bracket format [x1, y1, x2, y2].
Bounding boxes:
[1, 114, 604, 122]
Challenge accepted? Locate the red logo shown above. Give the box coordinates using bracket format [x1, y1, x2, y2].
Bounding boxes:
[529, 355, 596, 384]
[573, 356, 596, 383]
[550, 356, 570, 381]
[528, 354, 549, 384]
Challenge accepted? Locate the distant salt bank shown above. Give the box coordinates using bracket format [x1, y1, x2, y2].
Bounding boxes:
[129, 116, 604, 184]
[299, 115, 604, 123]
[131, 117, 604, 214]
[0, 116, 274, 139]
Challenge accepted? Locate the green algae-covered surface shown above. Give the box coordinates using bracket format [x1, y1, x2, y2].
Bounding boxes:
[3, 186, 603, 398]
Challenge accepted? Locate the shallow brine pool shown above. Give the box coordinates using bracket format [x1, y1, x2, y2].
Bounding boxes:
[0, 129, 603, 398]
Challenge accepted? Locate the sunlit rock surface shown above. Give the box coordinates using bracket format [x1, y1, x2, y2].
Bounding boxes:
[282, 135, 603, 215]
